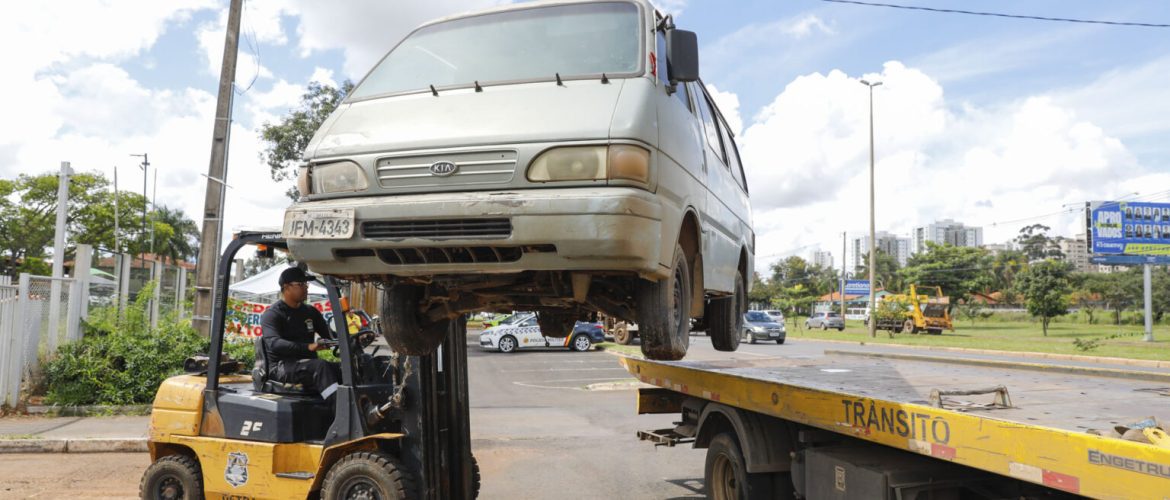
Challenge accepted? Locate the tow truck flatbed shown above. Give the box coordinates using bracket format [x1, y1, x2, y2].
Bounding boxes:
[621, 352, 1170, 499]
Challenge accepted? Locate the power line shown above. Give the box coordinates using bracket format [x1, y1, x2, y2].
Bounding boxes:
[820, 0, 1170, 28]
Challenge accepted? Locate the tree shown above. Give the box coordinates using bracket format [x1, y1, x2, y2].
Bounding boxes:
[855, 249, 902, 293]
[151, 205, 200, 264]
[770, 256, 838, 298]
[1014, 224, 1063, 262]
[989, 249, 1027, 293]
[259, 80, 356, 200]
[1013, 260, 1072, 336]
[1083, 271, 1140, 325]
[899, 242, 993, 307]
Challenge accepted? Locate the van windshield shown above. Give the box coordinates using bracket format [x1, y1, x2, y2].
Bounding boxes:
[350, 2, 642, 100]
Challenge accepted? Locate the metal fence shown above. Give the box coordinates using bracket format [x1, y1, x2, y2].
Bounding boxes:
[0, 244, 192, 407]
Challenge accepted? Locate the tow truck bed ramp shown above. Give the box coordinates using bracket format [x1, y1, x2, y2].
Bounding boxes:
[620, 353, 1170, 498]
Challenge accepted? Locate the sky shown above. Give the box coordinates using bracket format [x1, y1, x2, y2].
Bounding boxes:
[2, 0, 1169, 275]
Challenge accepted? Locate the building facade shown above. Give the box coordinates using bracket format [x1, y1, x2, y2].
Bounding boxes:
[852, 231, 911, 270]
[1056, 235, 1093, 273]
[811, 250, 833, 269]
[912, 219, 983, 254]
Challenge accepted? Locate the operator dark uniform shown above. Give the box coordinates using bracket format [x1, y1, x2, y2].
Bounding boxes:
[260, 267, 341, 400]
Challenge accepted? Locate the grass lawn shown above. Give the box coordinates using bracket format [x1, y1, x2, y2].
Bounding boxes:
[788, 318, 1170, 362]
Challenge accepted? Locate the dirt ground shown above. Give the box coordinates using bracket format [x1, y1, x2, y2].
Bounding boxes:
[0, 453, 149, 499]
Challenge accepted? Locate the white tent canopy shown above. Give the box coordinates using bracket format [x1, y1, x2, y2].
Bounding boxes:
[229, 264, 328, 304]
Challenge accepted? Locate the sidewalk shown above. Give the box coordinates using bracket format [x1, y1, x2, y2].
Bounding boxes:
[0, 415, 149, 453]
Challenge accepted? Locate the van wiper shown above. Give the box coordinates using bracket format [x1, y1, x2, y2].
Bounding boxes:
[556, 72, 564, 86]
[430, 85, 439, 97]
[601, 73, 609, 84]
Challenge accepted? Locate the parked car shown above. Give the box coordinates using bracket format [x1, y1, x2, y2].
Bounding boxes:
[742, 310, 785, 344]
[763, 310, 785, 325]
[806, 311, 845, 331]
[479, 315, 603, 353]
[283, 0, 754, 362]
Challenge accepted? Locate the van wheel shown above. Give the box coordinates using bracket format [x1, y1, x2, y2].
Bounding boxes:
[637, 244, 692, 361]
[707, 270, 744, 352]
[322, 451, 413, 500]
[380, 284, 449, 355]
[537, 311, 576, 338]
[140, 454, 203, 500]
[705, 433, 774, 500]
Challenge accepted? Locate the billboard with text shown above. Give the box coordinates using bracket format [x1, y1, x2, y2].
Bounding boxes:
[1091, 201, 1170, 256]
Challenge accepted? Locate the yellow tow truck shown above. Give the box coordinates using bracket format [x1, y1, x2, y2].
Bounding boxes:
[868, 284, 953, 335]
[624, 352, 1170, 499]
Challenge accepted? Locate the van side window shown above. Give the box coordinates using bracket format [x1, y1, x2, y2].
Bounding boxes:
[657, 31, 691, 111]
[719, 120, 749, 192]
[696, 88, 727, 164]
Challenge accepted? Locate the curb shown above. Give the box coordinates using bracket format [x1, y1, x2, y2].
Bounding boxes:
[791, 336, 1170, 369]
[825, 349, 1170, 383]
[25, 405, 152, 417]
[0, 438, 147, 454]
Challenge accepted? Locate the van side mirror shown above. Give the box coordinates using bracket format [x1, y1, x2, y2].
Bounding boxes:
[666, 29, 699, 83]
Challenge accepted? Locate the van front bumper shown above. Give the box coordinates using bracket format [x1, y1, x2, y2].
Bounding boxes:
[286, 187, 665, 278]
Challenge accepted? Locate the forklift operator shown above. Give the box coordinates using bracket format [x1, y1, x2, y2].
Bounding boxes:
[260, 267, 341, 400]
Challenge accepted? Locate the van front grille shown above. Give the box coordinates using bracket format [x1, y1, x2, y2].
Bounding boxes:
[362, 218, 512, 240]
[376, 150, 517, 188]
[376, 245, 554, 265]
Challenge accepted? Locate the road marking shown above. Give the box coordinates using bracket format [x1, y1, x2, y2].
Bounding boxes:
[501, 367, 629, 373]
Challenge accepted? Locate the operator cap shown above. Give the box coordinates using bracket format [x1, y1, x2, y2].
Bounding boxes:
[278, 267, 317, 286]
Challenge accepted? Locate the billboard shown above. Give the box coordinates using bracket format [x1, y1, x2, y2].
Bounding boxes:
[1090, 201, 1170, 256]
[843, 279, 870, 295]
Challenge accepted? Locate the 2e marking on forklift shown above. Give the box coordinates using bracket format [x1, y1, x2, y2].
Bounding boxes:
[239, 420, 263, 436]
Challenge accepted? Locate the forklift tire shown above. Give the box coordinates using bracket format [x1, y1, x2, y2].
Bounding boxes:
[322, 451, 413, 500]
[707, 270, 745, 352]
[140, 454, 203, 500]
[705, 432, 774, 500]
[471, 453, 482, 499]
[637, 244, 692, 361]
[380, 284, 450, 355]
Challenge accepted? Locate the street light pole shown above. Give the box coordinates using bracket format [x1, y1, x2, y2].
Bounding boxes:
[860, 79, 882, 338]
[131, 153, 150, 258]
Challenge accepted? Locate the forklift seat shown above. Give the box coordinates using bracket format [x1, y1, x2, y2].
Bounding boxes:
[252, 338, 316, 396]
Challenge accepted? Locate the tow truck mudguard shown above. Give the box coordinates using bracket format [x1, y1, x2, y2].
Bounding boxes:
[693, 400, 795, 474]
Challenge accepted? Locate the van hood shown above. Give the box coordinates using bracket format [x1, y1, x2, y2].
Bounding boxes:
[306, 80, 628, 158]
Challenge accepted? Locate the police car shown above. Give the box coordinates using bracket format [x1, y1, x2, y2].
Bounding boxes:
[479, 313, 604, 353]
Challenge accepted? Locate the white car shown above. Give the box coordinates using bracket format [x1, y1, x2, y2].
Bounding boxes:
[479, 315, 599, 353]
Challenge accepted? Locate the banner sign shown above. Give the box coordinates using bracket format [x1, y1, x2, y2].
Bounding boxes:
[1091, 201, 1170, 256]
[844, 280, 870, 295]
[1090, 255, 1170, 265]
[227, 299, 335, 338]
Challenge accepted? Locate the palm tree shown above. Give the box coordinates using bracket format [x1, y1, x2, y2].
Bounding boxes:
[151, 205, 199, 265]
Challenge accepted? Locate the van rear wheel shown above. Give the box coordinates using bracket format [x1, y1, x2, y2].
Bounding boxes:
[637, 244, 691, 361]
[380, 284, 449, 355]
[707, 270, 744, 352]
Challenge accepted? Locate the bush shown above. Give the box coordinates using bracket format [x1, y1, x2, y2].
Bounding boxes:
[43, 283, 208, 406]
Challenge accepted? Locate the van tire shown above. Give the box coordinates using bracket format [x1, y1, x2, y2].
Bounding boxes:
[637, 244, 692, 361]
[380, 284, 449, 355]
[707, 270, 744, 352]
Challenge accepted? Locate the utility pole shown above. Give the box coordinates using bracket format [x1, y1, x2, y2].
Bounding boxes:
[131, 153, 149, 252]
[861, 79, 882, 338]
[1143, 263, 1153, 342]
[48, 161, 73, 346]
[193, 0, 244, 336]
[113, 166, 120, 253]
[841, 232, 846, 321]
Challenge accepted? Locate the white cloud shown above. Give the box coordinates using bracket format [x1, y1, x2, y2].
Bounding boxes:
[280, 0, 504, 79]
[650, 0, 687, 18]
[735, 61, 1155, 272]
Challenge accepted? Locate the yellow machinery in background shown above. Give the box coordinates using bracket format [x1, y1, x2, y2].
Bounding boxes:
[869, 284, 953, 335]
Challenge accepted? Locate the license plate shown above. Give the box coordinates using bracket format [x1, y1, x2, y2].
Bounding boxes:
[283, 209, 355, 239]
[769, 332, 779, 337]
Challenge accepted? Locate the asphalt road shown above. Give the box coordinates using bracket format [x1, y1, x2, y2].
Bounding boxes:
[11, 328, 1114, 499]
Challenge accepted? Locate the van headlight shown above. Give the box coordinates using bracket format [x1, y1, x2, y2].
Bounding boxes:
[310, 161, 369, 194]
[527, 145, 650, 184]
[296, 165, 311, 197]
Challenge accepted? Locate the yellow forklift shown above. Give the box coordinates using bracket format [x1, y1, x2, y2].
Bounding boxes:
[140, 230, 478, 499]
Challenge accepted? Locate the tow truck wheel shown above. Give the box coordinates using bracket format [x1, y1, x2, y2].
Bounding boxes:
[903, 319, 916, 335]
[322, 451, 413, 500]
[537, 311, 576, 338]
[707, 270, 744, 352]
[380, 284, 450, 355]
[140, 454, 203, 500]
[613, 323, 632, 345]
[637, 244, 692, 361]
[705, 433, 773, 500]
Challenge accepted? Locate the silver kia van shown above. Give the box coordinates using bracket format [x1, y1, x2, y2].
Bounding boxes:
[285, 0, 754, 360]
